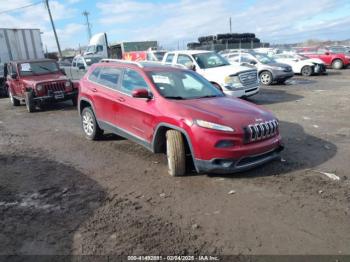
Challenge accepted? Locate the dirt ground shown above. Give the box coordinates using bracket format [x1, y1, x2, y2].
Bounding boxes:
[0, 69, 350, 256]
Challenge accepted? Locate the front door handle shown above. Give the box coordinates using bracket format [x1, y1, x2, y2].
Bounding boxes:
[117, 97, 125, 102]
[91, 88, 97, 92]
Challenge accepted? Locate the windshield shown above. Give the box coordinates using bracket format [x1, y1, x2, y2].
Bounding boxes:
[254, 53, 276, 64]
[192, 52, 229, 69]
[85, 45, 96, 53]
[147, 70, 224, 100]
[85, 57, 102, 66]
[19, 61, 59, 76]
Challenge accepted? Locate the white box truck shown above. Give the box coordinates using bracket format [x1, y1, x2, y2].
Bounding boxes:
[0, 28, 45, 95]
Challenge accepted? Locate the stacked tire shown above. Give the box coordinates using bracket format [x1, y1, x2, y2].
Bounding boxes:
[189, 32, 262, 51]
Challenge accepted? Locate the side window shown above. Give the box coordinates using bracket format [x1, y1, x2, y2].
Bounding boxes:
[177, 54, 192, 66]
[97, 67, 121, 90]
[165, 54, 174, 63]
[77, 58, 85, 68]
[72, 58, 77, 67]
[121, 68, 148, 95]
[96, 45, 103, 52]
[88, 67, 101, 82]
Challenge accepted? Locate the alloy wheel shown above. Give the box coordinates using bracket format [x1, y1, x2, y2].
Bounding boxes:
[82, 111, 94, 136]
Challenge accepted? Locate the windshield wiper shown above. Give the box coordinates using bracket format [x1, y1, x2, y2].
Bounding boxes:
[164, 96, 186, 100]
[38, 65, 54, 72]
[196, 95, 219, 99]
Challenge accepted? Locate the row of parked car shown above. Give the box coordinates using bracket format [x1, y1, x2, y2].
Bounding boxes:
[1, 45, 348, 176]
[0, 54, 284, 176]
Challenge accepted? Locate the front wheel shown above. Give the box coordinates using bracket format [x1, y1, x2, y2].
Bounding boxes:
[332, 59, 343, 70]
[166, 130, 186, 176]
[81, 107, 103, 140]
[9, 88, 20, 106]
[25, 92, 35, 112]
[260, 71, 273, 85]
[301, 65, 313, 76]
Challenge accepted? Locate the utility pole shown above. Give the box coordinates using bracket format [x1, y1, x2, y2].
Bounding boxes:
[45, 0, 62, 58]
[82, 11, 92, 41]
[229, 17, 232, 33]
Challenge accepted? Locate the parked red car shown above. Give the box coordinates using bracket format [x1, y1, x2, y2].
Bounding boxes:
[78, 59, 283, 176]
[6, 59, 78, 112]
[300, 48, 350, 69]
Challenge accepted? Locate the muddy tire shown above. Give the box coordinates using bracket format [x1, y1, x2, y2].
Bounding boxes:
[9, 88, 20, 106]
[25, 92, 35, 113]
[301, 65, 313, 76]
[331, 59, 343, 70]
[166, 130, 186, 176]
[260, 71, 273, 85]
[72, 97, 78, 107]
[81, 107, 103, 140]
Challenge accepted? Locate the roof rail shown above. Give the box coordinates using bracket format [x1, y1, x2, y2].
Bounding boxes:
[100, 59, 143, 68]
[140, 61, 188, 69]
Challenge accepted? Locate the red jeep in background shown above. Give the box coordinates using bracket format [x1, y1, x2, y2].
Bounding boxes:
[78, 59, 283, 176]
[298, 48, 350, 69]
[6, 59, 78, 112]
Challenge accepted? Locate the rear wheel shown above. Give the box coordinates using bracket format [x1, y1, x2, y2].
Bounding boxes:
[81, 107, 103, 140]
[166, 130, 186, 176]
[25, 92, 35, 113]
[301, 65, 313, 76]
[72, 97, 78, 107]
[332, 59, 343, 70]
[9, 89, 20, 106]
[260, 71, 273, 85]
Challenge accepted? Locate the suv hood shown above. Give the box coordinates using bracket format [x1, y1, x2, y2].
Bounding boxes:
[21, 73, 68, 85]
[174, 96, 274, 128]
[202, 64, 254, 76]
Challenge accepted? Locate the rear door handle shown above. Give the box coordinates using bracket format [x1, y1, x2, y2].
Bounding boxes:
[117, 97, 125, 102]
[91, 88, 97, 92]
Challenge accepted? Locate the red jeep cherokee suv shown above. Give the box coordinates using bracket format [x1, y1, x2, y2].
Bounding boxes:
[78, 59, 283, 176]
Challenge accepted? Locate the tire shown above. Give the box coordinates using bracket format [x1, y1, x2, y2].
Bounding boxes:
[331, 59, 343, 70]
[301, 65, 313, 76]
[25, 92, 35, 113]
[166, 130, 186, 176]
[72, 97, 78, 107]
[81, 107, 103, 140]
[9, 88, 20, 106]
[260, 71, 273, 85]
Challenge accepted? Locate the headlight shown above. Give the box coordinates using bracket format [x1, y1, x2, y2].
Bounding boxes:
[36, 84, 43, 91]
[276, 67, 285, 71]
[65, 81, 71, 87]
[195, 119, 234, 132]
[224, 75, 243, 89]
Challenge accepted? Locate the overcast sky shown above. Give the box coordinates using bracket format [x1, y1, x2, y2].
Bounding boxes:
[0, 0, 349, 51]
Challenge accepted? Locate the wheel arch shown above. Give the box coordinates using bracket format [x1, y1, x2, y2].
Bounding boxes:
[152, 123, 195, 157]
[79, 97, 95, 116]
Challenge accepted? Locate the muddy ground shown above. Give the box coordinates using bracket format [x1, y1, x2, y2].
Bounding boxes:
[0, 69, 350, 256]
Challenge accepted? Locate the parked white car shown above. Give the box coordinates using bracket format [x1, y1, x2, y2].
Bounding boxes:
[162, 50, 260, 98]
[272, 53, 326, 76]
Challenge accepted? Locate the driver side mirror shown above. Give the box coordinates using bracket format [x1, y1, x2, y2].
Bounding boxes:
[132, 88, 152, 99]
[185, 62, 196, 71]
[249, 60, 257, 65]
[10, 72, 18, 79]
[325, 52, 330, 55]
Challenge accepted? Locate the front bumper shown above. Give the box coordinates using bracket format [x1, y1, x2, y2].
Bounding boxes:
[194, 144, 284, 174]
[33, 90, 78, 104]
[223, 84, 260, 98]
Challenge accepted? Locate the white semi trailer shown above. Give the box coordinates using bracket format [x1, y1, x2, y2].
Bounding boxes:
[0, 28, 45, 63]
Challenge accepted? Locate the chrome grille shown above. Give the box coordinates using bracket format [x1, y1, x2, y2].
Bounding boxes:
[239, 70, 258, 86]
[43, 81, 66, 93]
[245, 120, 279, 143]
